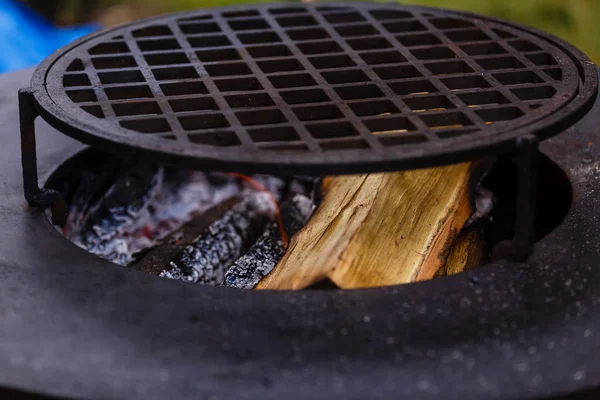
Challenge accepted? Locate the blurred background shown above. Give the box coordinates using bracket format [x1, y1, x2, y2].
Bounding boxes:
[3, 0, 599, 73]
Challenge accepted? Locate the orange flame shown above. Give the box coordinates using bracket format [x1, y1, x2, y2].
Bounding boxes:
[228, 173, 290, 249]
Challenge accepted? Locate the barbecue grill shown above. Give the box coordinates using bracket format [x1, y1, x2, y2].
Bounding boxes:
[2, 2, 600, 399]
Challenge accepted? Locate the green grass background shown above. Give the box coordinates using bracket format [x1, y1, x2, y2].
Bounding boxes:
[75, 0, 600, 62]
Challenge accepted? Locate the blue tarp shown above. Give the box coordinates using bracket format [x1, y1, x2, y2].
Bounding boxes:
[0, 0, 97, 73]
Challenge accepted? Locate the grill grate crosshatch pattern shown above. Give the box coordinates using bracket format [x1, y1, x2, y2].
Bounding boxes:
[32, 2, 597, 175]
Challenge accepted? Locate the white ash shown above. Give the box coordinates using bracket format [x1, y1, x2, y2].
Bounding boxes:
[224, 194, 315, 290]
[467, 186, 496, 227]
[70, 164, 165, 266]
[161, 191, 277, 284]
[122, 171, 243, 260]
[65, 167, 288, 266]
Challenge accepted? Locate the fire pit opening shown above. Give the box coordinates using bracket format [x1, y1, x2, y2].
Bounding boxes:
[21, 2, 594, 291]
[44, 147, 572, 290]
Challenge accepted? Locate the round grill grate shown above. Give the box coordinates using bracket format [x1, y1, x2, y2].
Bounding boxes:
[30, 2, 597, 175]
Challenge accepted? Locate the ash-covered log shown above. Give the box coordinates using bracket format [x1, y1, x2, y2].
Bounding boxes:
[72, 162, 164, 266]
[161, 192, 277, 285]
[224, 194, 314, 290]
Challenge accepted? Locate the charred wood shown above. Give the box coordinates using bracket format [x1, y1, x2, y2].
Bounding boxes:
[224, 194, 314, 290]
[161, 192, 277, 285]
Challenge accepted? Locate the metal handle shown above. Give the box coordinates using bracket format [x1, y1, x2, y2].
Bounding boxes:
[19, 88, 66, 226]
[492, 134, 539, 262]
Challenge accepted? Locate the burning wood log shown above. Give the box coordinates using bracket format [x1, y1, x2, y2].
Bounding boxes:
[124, 170, 243, 254]
[161, 192, 277, 285]
[257, 162, 484, 290]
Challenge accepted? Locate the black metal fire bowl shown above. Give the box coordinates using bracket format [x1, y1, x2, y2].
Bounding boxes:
[1, 66, 600, 399]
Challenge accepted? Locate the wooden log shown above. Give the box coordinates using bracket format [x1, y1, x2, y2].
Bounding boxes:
[437, 225, 488, 278]
[257, 162, 481, 290]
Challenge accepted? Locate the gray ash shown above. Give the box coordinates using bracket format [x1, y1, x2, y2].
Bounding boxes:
[72, 162, 164, 266]
[63, 161, 244, 266]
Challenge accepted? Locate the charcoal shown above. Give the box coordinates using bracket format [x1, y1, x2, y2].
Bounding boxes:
[161, 192, 277, 285]
[224, 194, 314, 290]
[73, 162, 164, 265]
[223, 226, 282, 290]
[281, 193, 315, 235]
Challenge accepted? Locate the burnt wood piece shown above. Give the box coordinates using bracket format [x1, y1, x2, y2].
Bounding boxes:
[161, 192, 276, 285]
[73, 162, 164, 266]
[435, 186, 494, 276]
[131, 197, 241, 275]
[224, 194, 314, 290]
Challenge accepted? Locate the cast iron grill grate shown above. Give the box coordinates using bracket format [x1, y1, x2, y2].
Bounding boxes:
[28, 2, 597, 175]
